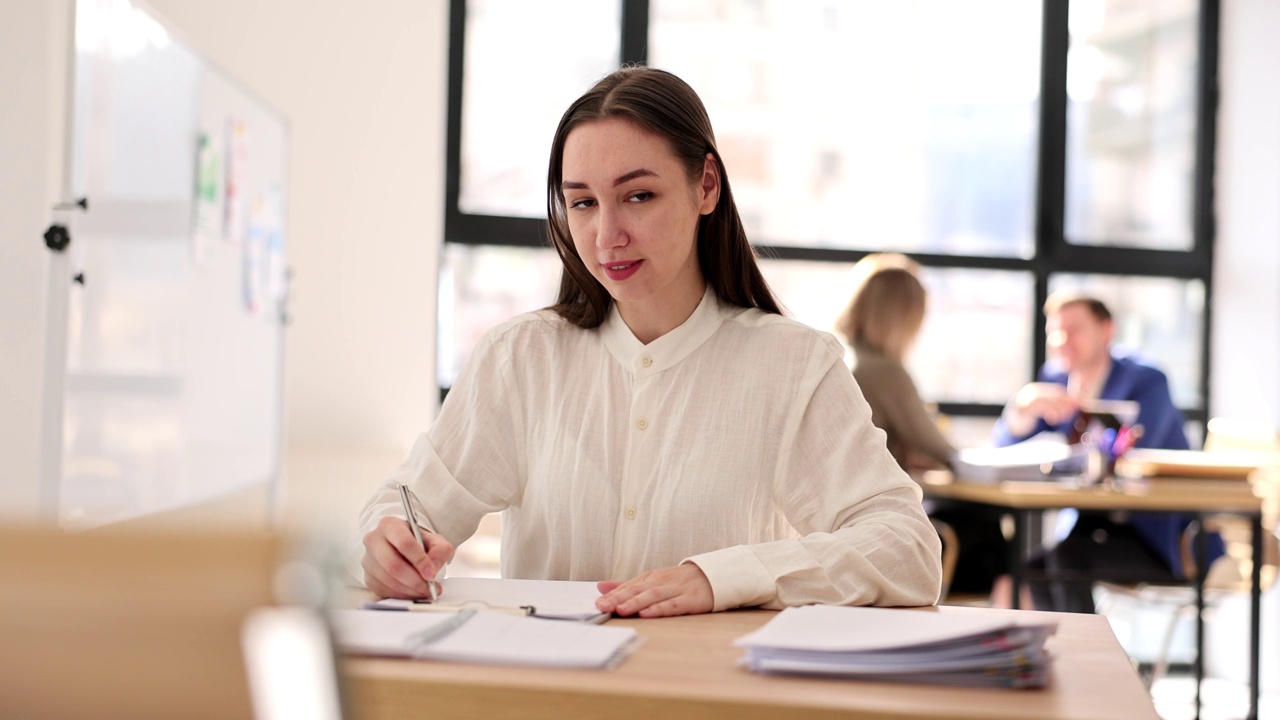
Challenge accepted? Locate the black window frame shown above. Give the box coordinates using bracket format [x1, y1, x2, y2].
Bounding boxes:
[442, 0, 1219, 429]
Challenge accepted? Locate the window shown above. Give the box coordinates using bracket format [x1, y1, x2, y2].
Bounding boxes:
[442, 0, 1217, 436]
[458, 0, 621, 219]
[760, 260, 1034, 405]
[1064, 0, 1201, 249]
[438, 243, 560, 388]
[650, 0, 1042, 257]
[1048, 273, 1204, 409]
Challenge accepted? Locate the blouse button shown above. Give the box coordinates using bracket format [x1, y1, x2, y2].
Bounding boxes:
[636, 418, 648, 430]
[625, 507, 637, 520]
[640, 355, 653, 368]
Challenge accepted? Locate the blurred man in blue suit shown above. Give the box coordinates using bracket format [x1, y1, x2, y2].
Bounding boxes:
[994, 291, 1219, 613]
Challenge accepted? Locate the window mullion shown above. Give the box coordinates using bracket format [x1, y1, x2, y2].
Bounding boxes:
[621, 0, 649, 65]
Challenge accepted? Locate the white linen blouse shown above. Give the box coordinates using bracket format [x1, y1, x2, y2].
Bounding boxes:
[354, 287, 942, 611]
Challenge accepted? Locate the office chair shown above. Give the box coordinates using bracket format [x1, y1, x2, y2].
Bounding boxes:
[1096, 417, 1280, 689]
[930, 517, 960, 602]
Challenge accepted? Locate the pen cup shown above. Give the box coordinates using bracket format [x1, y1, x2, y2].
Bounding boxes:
[1078, 434, 1117, 489]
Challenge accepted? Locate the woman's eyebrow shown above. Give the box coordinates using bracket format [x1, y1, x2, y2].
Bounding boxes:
[562, 168, 657, 191]
[611, 168, 657, 186]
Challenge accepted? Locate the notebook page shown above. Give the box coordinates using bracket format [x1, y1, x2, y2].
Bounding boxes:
[417, 612, 638, 669]
[330, 609, 460, 657]
[435, 577, 607, 620]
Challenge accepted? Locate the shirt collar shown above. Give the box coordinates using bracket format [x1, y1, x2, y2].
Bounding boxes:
[600, 285, 728, 376]
[1067, 352, 1114, 401]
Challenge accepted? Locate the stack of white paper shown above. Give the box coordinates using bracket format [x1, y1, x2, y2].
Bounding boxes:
[734, 606, 1056, 689]
[953, 436, 1084, 483]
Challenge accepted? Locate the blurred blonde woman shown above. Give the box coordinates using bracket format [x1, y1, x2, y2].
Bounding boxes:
[834, 253, 954, 469]
[835, 253, 1008, 597]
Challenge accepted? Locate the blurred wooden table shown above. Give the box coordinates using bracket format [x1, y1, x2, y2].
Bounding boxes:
[342, 604, 1157, 720]
[919, 469, 1268, 720]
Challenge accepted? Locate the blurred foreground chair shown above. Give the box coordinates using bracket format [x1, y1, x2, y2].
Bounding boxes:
[0, 524, 342, 720]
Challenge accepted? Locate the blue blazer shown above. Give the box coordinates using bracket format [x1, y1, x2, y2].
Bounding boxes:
[993, 351, 1220, 577]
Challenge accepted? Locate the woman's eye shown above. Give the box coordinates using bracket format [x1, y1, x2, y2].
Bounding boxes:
[627, 191, 654, 203]
[568, 198, 595, 210]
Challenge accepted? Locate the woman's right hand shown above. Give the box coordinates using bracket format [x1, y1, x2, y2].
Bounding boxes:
[361, 515, 456, 599]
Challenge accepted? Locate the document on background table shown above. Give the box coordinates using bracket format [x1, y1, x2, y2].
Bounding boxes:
[734, 605, 1057, 689]
[331, 608, 638, 670]
[362, 577, 610, 622]
[1115, 447, 1267, 479]
[952, 435, 1084, 483]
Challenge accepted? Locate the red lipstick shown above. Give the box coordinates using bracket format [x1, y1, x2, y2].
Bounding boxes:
[603, 260, 643, 281]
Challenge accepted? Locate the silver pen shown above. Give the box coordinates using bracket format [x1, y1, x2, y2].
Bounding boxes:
[397, 483, 439, 603]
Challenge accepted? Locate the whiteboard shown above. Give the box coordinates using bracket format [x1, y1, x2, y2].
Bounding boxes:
[59, 0, 289, 527]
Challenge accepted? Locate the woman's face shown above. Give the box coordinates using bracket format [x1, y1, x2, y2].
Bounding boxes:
[560, 118, 718, 325]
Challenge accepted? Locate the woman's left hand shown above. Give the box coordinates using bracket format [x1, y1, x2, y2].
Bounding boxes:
[595, 563, 714, 618]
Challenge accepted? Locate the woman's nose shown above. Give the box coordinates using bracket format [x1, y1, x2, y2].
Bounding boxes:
[595, 206, 628, 249]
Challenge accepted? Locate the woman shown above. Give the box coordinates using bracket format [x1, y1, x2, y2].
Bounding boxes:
[356, 67, 941, 618]
[834, 254, 955, 470]
[834, 253, 1007, 598]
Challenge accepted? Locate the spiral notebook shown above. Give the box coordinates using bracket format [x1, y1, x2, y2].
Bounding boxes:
[331, 607, 638, 669]
[360, 577, 610, 622]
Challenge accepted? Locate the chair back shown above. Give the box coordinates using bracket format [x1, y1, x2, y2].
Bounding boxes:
[1203, 417, 1280, 455]
[1192, 418, 1280, 590]
[929, 517, 959, 600]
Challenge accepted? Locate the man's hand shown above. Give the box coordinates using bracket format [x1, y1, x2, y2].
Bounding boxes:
[1014, 382, 1080, 427]
[595, 563, 714, 618]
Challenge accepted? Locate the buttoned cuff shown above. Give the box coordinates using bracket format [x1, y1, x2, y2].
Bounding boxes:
[684, 544, 776, 612]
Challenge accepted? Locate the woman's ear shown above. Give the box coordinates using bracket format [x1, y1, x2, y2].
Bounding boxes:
[697, 153, 721, 216]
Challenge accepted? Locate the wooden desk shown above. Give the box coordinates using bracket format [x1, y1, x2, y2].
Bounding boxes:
[919, 471, 1269, 720]
[343, 605, 1156, 720]
[920, 473, 1266, 514]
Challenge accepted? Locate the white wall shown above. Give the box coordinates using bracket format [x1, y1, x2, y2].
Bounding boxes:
[0, 0, 70, 520]
[1212, 0, 1280, 429]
